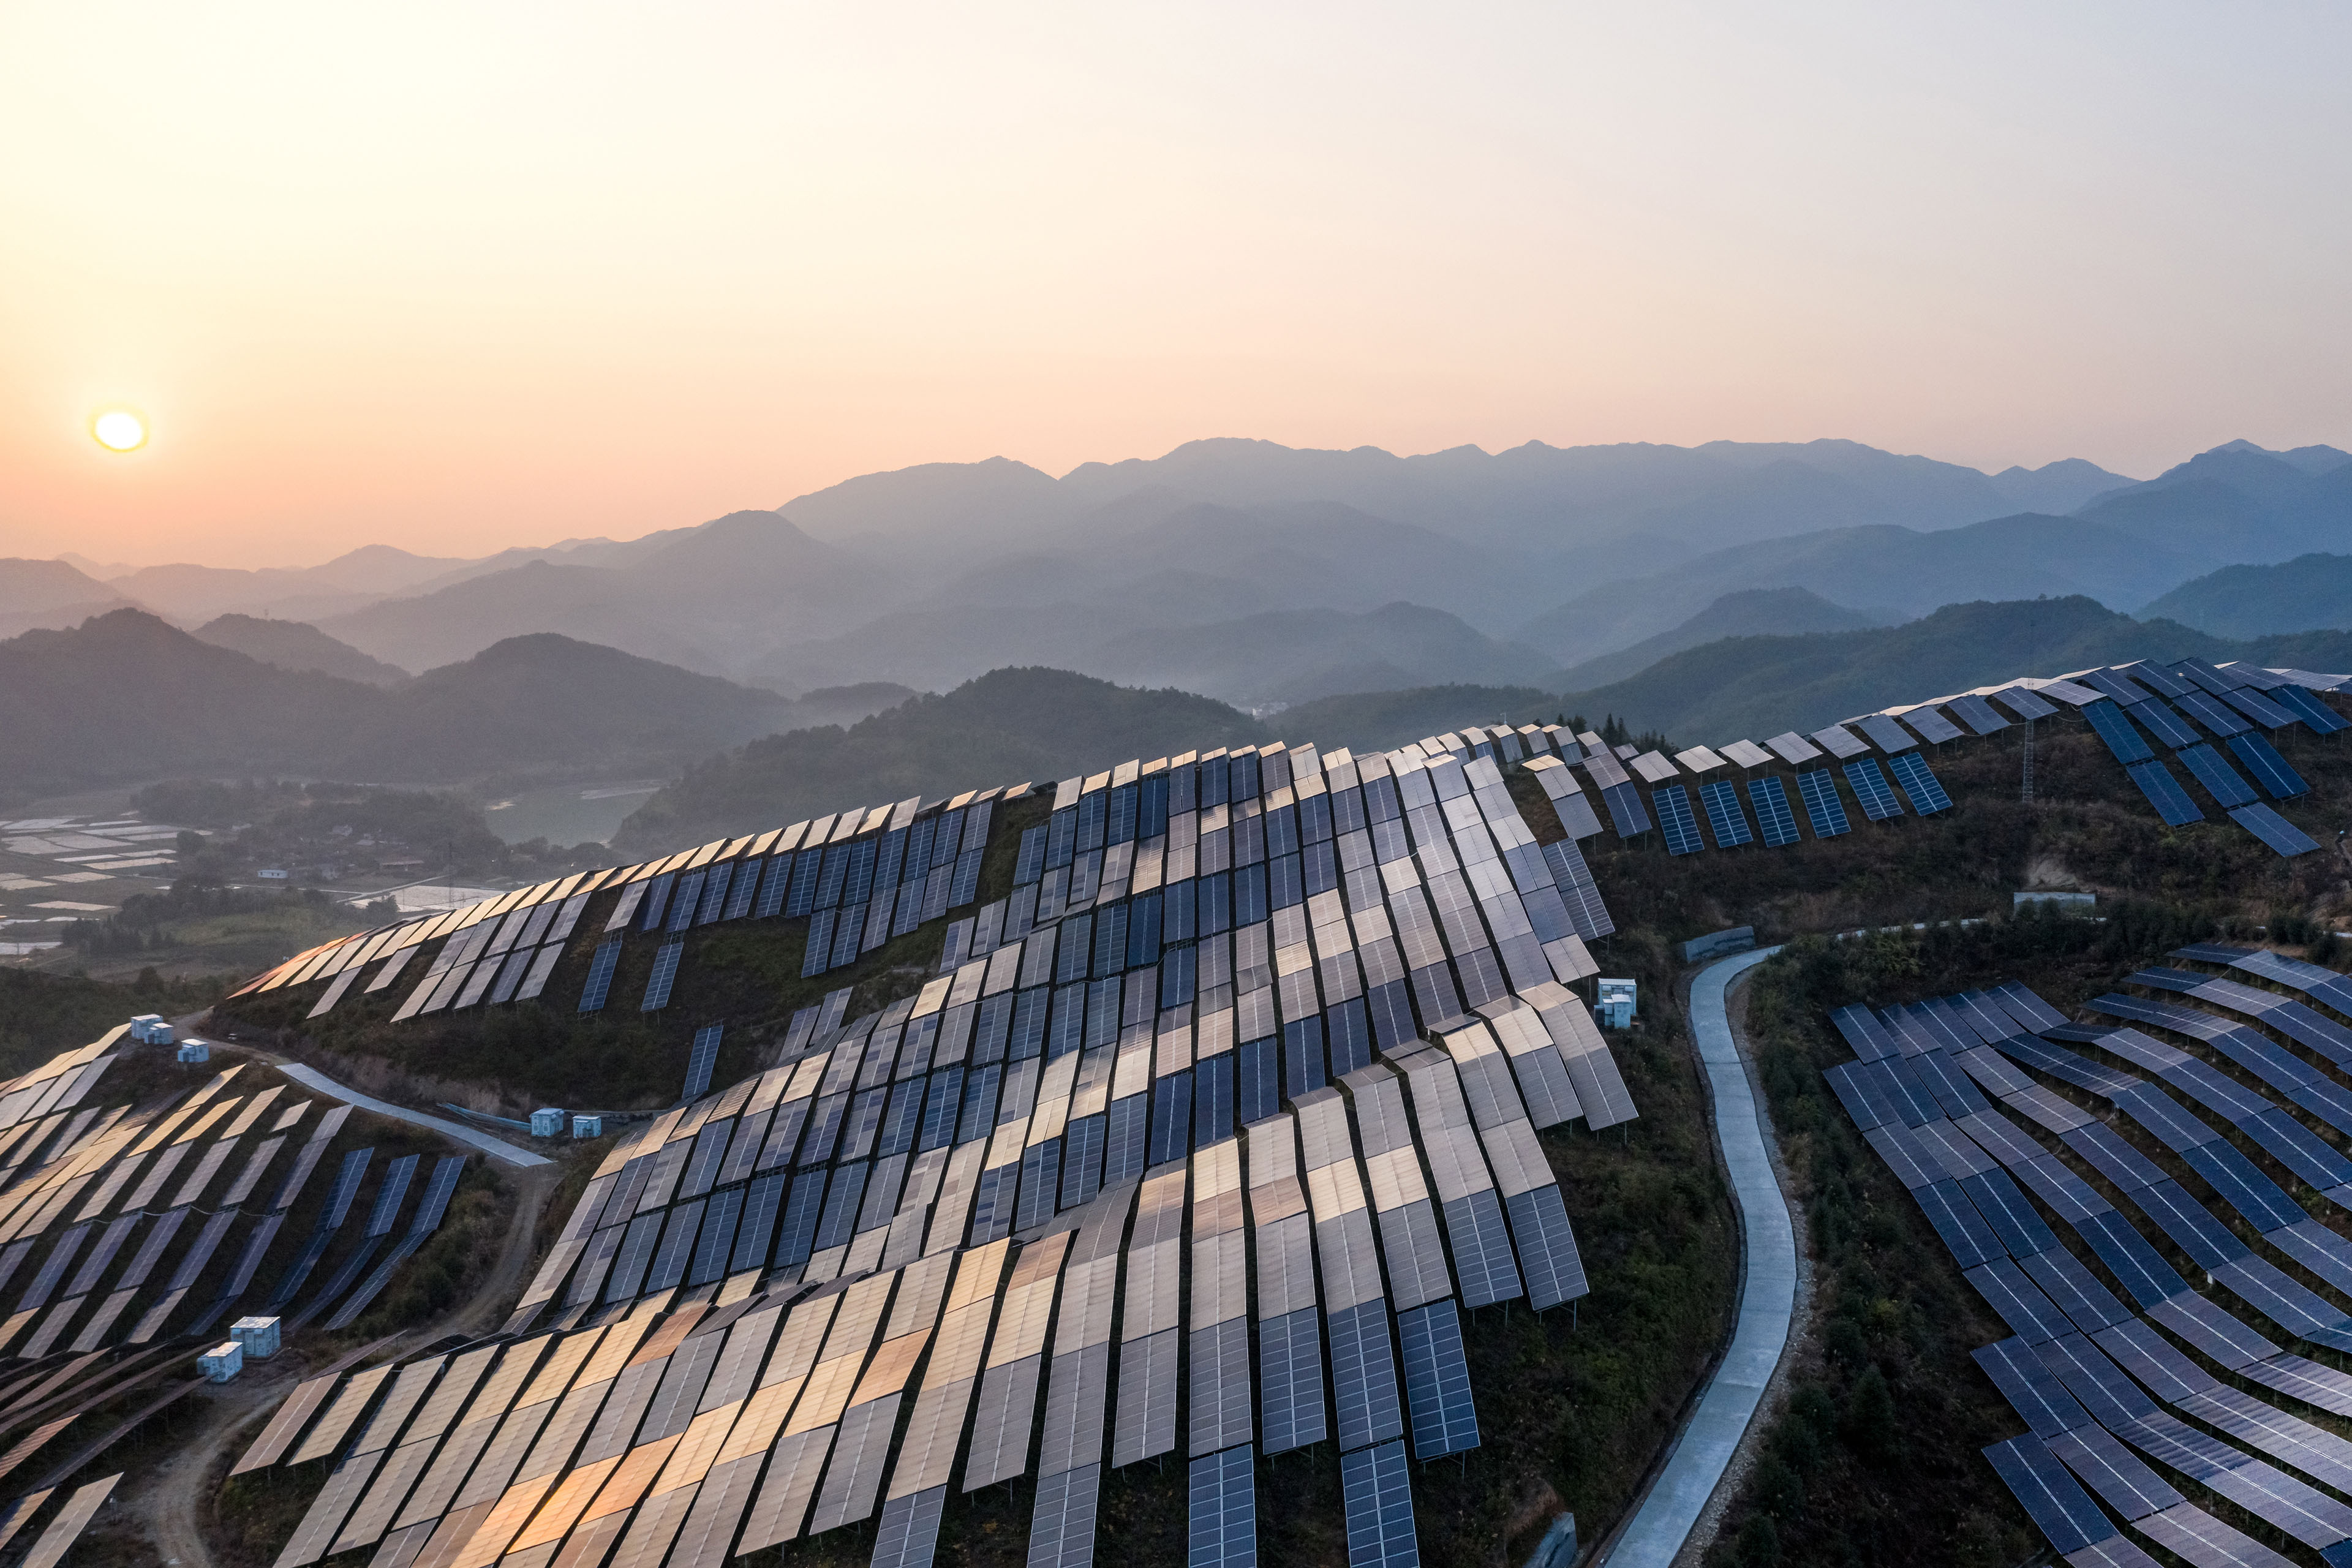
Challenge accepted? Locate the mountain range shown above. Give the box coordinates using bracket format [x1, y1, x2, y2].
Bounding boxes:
[10, 434, 2347, 725]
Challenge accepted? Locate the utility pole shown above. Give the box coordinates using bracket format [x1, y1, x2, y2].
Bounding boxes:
[2020, 718, 2036, 804]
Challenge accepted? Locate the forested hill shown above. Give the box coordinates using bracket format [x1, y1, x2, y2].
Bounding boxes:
[1281, 598, 2352, 753]
[0, 610, 802, 800]
[613, 667, 1272, 853]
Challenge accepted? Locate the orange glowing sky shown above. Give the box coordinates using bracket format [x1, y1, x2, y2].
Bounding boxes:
[4, 3, 2347, 568]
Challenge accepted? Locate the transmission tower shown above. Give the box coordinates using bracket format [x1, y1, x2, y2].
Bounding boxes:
[2020, 718, 2036, 803]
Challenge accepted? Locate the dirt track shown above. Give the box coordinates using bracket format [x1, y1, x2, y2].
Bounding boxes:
[130, 1158, 562, 1568]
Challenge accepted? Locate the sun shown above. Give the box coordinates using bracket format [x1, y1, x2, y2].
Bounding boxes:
[92, 410, 147, 451]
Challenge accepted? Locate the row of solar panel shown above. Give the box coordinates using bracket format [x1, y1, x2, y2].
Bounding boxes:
[1830, 993, 2352, 1562]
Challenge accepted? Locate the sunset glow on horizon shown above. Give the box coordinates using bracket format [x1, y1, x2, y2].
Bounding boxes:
[4, 2, 2348, 568]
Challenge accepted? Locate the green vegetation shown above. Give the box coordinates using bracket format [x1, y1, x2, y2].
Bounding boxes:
[616, 668, 1272, 854]
[0, 966, 229, 1078]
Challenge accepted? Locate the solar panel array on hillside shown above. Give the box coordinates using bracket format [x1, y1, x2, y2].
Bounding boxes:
[1830, 960, 2352, 1567]
[230, 734, 1643, 1568]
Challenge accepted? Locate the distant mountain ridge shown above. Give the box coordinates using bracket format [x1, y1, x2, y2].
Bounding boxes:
[1283, 598, 2352, 755]
[0, 611, 803, 801]
[40, 433, 2352, 725]
[2140, 554, 2352, 641]
[192, 614, 412, 685]
[614, 667, 1273, 853]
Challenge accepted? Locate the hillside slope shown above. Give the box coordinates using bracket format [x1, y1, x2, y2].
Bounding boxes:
[193, 612, 412, 684]
[2139, 552, 2352, 639]
[1554, 586, 1886, 690]
[0, 611, 802, 798]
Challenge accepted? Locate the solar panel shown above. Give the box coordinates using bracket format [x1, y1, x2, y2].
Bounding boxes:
[2269, 682, 2351, 734]
[1697, 780, 1754, 848]
[1840, 759, 1903, 821]
[670, 1025, 725, 1106]
[639, 939, 685, 1011]
[1438, 1189, 1521, 1308]
[1983, 1434, 2116, 1555]
[2175, 744, 2260, 807]
[1398, 1300, 1478, 1459]
[1502, 1186, 1586, 1308]
[1991, 686, 2060, 721]
[2228, 733, 2310, 798]
[1187, 1445, 1257, 1568]
[1855, 714, 1918, 753]
[2174, 687, 2253, 737]
[1257, 1307, 1327, 1454]
[1596, 782, 1650, 837]
[2124, 761, 2204, 826]
[1947, 693, 2011, 735]
[1796, 771, 1851, 837]
[1027, 1461, 1102, 1568]
[578, 940, 622, 1012]
[1652, 785, 1703, 856]
[1810, 725, 1870, 760]
[1885, 752, 1953, 815]
[2082, 701, 2155, 764]
[1744, 777, 1800, 846]
[2231, 805, 2320, 858]
[1339, 1440, 1420, 1568]
[1327, 1298, 1404, 1452]
[2123, 699, 2201, 748]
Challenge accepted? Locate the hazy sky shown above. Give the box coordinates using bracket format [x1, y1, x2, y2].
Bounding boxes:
[5, 2, 2346, 569]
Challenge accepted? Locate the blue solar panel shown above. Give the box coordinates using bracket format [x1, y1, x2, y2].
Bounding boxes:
[684, 1023, 723, 1099]
[639, 871, 676, 930]
[1196, 1055, 1235, 1145]
[801, 908, 837, 978]
[1188, 1446, 1257, 1568]
[2174, 688, 2253, 737]
[1259, 1307, 1329, 1455]
[1698, 780, 1754, 848]
[1840, 759, 1903, 821]
[1746, 777, 1801, 846]
[668, 865, 701, 926]
[2228, 733, 2310, 798]
[1983, 1434, 2114, 1556]
[1339, 1441, 1420, 1568]
[1327, 1298, 1404, 1452]
[2125, 760, 2204, 826]
[755, 854, 793, 918]
[1015, 825, 1048, 886]
[641, 938, 684, 1011]
[731, 1171, 786, 1270]
[577, 938, 622, 1012]
[2271, 682, 2351, 734]
[1796, 770, 1851, 837]
[723, 862, 761, 921]
[1885, 752, 1953, 815]
[1397, 1300, 1479, 1459]
[2082, 700, 2154, 764]
[2230, 804, 2320, 858]
[1653, 785, 1704, 856]
[1442, 1191, 1523, 1308]
[2176, 744, 2259, 807]
[1599, 782, 1651, 837]
[2220, 684, 2299, 728]
[2125, 699, 2201, 748]
[949, 847, 984, 908]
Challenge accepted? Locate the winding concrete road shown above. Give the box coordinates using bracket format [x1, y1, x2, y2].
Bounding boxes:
[1603, 946, 1795, 1568]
